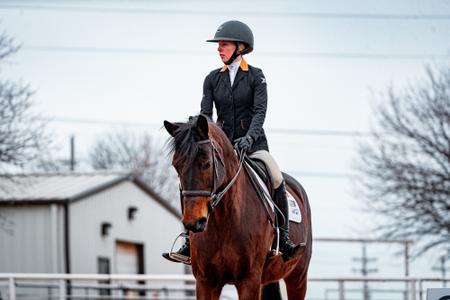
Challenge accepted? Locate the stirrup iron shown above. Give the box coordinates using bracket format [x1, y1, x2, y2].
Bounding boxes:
[167, 232, 191, 265]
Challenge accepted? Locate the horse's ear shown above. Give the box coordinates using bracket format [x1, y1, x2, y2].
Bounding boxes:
[196, 115, 209, 139]
[164, 120, 179, 137]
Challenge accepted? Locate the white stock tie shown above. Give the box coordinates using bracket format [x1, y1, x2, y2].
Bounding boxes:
[228, 60, 241, 86]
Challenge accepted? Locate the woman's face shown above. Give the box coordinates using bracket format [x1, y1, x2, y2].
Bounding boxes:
[218, 41, 236, 63]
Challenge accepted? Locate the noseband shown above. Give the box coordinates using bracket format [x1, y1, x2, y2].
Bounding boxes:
[180, 139, 245, 209]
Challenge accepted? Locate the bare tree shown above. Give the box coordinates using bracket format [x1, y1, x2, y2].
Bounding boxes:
[0, 30, 49, 173]
[89, 130, 179, 209]
[355, 65, 450, 256]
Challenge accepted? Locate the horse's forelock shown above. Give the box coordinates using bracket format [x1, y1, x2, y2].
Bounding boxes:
[168, 117, 199, 174]
[168, 115, 234, 174]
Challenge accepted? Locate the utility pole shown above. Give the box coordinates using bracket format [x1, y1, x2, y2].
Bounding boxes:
[432, 255, 450, 287]
[352, 243, 378, 300]
[70, 135, 75, 172]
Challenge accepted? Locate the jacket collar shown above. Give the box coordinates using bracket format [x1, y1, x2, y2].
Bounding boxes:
[220, 59, 249, 73]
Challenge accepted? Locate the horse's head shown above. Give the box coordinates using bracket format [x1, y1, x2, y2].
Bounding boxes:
[164, 115, 232, 233]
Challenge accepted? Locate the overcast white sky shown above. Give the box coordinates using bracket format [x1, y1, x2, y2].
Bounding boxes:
[1, 0, 450, 293]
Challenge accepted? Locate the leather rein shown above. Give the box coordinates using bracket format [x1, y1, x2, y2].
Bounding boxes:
[180, 139, 245, 210]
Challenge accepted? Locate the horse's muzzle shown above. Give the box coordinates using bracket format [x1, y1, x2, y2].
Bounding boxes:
[184, 217, 208, 233]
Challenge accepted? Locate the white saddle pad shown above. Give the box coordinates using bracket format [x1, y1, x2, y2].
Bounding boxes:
[245, 162, 302, 224]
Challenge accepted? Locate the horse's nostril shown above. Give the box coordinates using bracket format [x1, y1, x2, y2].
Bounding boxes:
[198, 217, 207, 226]
[195, 217, 208, 232]
[184, 218, 208, 233]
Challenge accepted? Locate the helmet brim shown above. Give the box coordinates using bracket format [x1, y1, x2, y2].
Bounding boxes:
[206, 37, 243, 43]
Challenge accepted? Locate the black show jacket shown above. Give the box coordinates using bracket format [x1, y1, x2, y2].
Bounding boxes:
[200, 59, 269, 153]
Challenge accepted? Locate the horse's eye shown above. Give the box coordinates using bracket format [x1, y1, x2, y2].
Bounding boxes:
[202, 162, 211, 170]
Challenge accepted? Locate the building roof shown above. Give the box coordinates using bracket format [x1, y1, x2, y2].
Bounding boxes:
[0, 172, 180, 218]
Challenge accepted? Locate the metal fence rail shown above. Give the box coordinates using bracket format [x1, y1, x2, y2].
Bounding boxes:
[0, 274, 449, 300]
[0, 274, 196, 300]
[308, 277, 450, 300]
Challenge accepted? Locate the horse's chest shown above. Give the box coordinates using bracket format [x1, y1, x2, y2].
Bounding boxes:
[191, 219, 272, 282]
[192, 244, 265, 284]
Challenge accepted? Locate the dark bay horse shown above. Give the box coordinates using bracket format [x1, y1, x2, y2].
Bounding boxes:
[164, 115, 312, 300]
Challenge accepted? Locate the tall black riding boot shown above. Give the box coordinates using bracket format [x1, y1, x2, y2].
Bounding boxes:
[162, 234, 191, 265]
[274, 180, 302, 259]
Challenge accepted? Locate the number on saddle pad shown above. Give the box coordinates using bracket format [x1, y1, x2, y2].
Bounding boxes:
[287, 191, 302, 223]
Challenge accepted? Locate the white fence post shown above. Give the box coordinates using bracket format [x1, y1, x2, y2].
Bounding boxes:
[338, 280, 345, 300]
[8, 277, 16, 300]
[410, 279, 416, 300]
[59, 279, 66, 300]
[418, 280, 423, 300]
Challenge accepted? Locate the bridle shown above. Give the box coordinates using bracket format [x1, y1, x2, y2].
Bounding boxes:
[179, 139, 245, 210]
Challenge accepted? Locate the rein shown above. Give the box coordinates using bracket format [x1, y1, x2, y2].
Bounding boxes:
[180, 139, 245, 210]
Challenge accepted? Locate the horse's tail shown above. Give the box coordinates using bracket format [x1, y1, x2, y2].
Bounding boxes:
[261, 282, 282, 300]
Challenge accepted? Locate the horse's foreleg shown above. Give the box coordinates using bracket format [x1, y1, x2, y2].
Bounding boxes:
[236, 278, 262, 300]
[196, 280, 223, 300]
[285, 269, 308, 300]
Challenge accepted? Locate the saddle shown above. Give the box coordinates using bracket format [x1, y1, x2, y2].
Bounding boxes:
[243, 156, 275, 198]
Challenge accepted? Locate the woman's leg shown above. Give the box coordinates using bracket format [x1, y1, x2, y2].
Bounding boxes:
[248, 150, 283, 189]
[249, 150, 302, 259]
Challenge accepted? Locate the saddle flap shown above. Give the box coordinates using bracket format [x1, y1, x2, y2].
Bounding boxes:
[243, 156, 274, 197]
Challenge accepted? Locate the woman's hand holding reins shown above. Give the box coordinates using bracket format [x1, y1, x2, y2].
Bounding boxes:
[234, 135, 254, 152]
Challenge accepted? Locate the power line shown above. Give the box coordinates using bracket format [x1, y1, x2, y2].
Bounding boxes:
[22, 45, 450, 60]
[287, 171, 353, 179]
[268, 128, 372, 137]
[1, 3, 450, 20]
[42, 117, 362, 180]
[23, 46, 204, 55]
[55, 157, 349, 179]
[41, 116, 162, 128]
[41, 116, 373, 137]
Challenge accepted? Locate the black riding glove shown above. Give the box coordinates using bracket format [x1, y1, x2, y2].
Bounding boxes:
[234, 135, 254, 153]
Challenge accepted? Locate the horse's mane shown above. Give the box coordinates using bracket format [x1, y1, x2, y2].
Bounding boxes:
[167, 115, 234, 175]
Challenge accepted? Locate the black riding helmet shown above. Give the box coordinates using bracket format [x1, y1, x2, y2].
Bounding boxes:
[207, 20, 254, 65]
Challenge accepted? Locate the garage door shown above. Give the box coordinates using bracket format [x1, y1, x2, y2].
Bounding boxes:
[115, 241, 144, 297]
[116, 241, 140, 274]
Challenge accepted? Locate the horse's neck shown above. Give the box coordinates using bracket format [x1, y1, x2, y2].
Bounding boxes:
[214, 170, 254, 228]
[211, 147, 258, 223]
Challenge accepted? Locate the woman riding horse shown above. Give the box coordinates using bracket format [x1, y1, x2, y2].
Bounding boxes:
[163, 20, 301, 263]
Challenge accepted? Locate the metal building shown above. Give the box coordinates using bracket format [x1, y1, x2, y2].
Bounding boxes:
[0, 173, 184, 277]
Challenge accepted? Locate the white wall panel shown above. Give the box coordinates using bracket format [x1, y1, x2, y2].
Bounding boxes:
[69, 181, 184, 275]
[0, 205, 64, 273]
